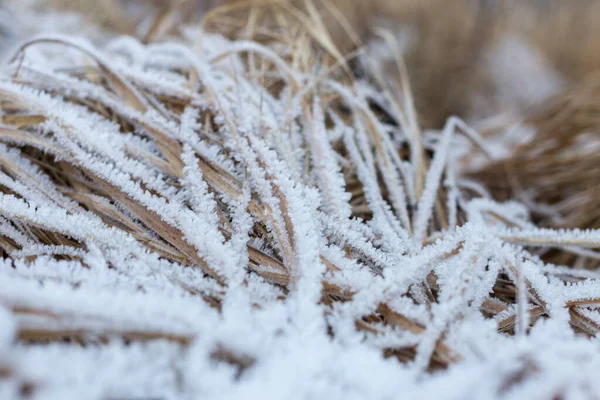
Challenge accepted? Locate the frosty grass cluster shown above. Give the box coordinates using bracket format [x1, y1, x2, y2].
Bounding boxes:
[1, 4, 600, 400]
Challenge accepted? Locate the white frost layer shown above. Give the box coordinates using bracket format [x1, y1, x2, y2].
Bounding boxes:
[0, 3, 599, 400]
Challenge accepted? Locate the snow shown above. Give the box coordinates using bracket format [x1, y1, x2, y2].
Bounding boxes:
[0, 3, 599, 400]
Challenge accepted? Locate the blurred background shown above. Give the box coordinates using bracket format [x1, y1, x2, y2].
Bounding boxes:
[2, 0, 600, 128]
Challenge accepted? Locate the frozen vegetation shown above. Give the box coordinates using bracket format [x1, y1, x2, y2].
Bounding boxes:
[0, 2, 599, 399]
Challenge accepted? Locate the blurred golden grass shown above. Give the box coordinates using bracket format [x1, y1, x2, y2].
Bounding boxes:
[472, 76, 600, 268]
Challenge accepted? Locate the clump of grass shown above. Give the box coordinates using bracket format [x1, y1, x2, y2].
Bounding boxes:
[1, 1, 600, 398]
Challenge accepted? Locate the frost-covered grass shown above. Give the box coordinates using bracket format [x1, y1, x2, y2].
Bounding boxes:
[1, 2, 600, 400]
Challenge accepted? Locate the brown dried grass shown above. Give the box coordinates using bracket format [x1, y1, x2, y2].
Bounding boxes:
[3, 0, 600, 373]
[471, 76, 600, 268]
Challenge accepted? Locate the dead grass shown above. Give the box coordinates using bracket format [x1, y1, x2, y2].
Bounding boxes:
[2, 0, 600, 384]
[472, 75, 600, 268]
